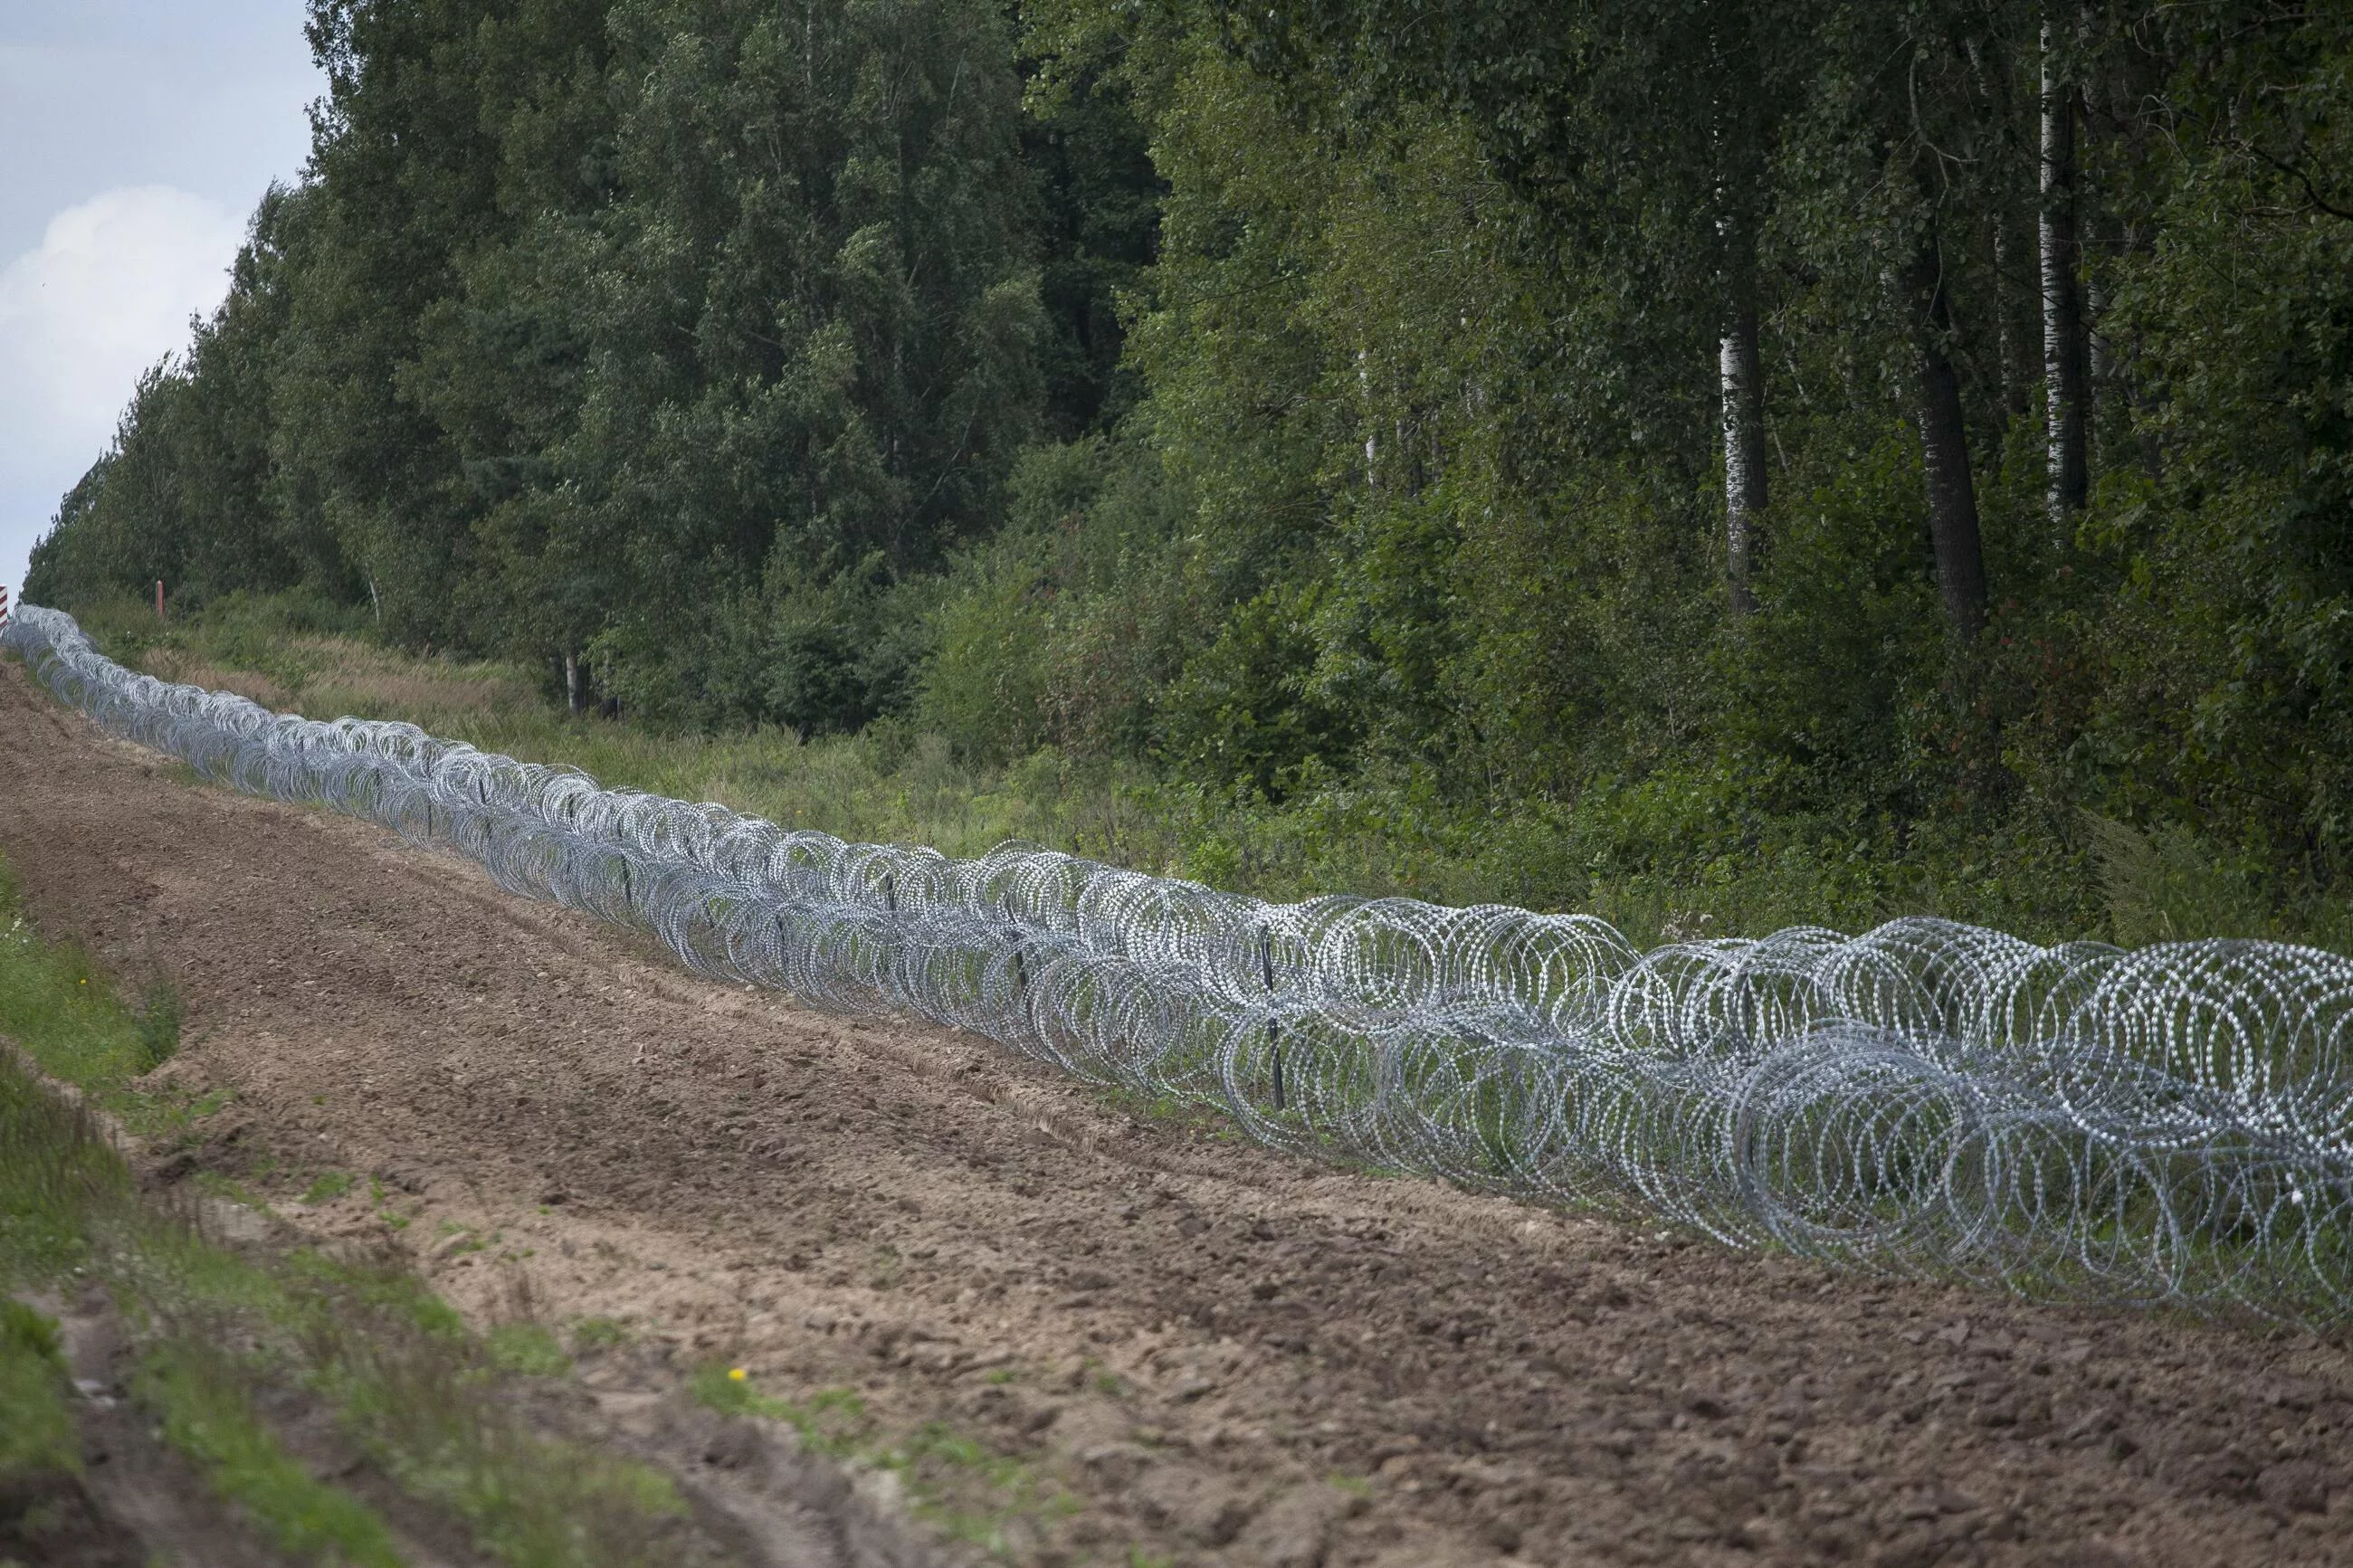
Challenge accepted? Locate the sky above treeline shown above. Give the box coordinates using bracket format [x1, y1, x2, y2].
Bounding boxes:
[0, 0, 321, 603]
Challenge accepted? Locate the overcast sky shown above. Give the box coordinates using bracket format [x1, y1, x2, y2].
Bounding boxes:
[0, 0, 321, 603]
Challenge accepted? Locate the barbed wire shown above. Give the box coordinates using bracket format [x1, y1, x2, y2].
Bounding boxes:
[8, 602, 2351, 1324]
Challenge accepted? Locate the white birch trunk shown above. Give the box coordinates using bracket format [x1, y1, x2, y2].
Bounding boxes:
[1720, 309, 1765, 616]
[2041, 18, 2089, 525]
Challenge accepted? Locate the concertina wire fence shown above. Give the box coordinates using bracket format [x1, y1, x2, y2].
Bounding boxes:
[6, 602, 2353, 1326]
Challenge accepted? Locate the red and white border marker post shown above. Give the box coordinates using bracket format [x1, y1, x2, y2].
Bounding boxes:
[0, 584, 11, 628]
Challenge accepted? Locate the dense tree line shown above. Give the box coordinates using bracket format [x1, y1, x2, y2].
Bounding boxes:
[28, 1, 2353, 927]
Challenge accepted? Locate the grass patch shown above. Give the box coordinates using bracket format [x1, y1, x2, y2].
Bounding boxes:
[690, 1364, 871, 1457]
[0, 1301, 78, 1481]
[485, 1322, 571, 1378]
[0, 870, 205, 1151]
[0, 995, 403, 1562]
[0, 886, 158, 1095]
[300, 1171, 356, 1205]
[309, 1301, 684, 1568]
[135, 1338, 405, 1568]
[570, 1316, 631, 1352]
[0, 848, 706, 1567]
[133, 981, 183, 1074]
[689, 1364, 1072, 1554]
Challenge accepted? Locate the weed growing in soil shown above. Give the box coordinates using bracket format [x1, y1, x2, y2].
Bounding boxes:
[485, 1322, 571, 1377]
[300, 1171, 355, 1204]
[691, 1364, 870, 1455]
[569, 1316, 632, 1352]
[689, 1364, 1076, 1556]
[133, 981, 182, 1073]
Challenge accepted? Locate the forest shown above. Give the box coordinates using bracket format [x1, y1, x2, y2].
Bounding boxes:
[24, 0, 2353, 946]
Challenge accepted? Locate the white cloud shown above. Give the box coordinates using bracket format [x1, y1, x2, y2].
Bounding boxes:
[0, 185, 241, 441]
[0, 185, 242, 597]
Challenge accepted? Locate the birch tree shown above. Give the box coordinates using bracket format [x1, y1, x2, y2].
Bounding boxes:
[1227, 0, 1791, 618]
[1711, 9, 1770, 615]
[2041, 13, 2090, 525]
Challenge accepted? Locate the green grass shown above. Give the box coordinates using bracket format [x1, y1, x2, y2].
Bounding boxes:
[688, 1364, 1075, 1554]
[690, 1364, 870, 1457]
[569, 1316, 631, 1353]
[300, 1171, 356, 1205]
[133, 981, 184, 1074]
[0, 1301, 78, 1482]
[313, 1316, 683, 1568]
[0, 848, 702, 1568]
[485, 1322, 571, 1378]
[0, 880, 176, 1102]
[135, 1339, 405, 1568]
[0, 983, 403, 1563]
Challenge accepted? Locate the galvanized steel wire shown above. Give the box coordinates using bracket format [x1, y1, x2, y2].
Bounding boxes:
[8, 602, 2351, 1324]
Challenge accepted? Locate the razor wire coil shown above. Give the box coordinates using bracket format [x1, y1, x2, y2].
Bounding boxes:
[8, 601, 2353, 1324]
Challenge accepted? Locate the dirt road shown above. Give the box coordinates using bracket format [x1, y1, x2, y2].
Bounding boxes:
[3, 657, 2350, 1568]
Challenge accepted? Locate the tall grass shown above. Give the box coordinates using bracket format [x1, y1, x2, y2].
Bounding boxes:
[0, 870, 184, 1119]
[52, 587, 2353, 951]
[0, 1295, 79, 1487]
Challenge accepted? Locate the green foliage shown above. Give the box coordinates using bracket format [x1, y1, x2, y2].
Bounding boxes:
[914, 433, 1194, 763]
[26, 186, 326, 614]
[33, 0, 1144, 741]
[26, 3, 2353, 946]
[83, 586, 2349, 947]
[1161, 584, 1356, 798]
[0, 1303, 78, 1481]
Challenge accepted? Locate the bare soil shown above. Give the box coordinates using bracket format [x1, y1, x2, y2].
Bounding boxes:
[4, 656, 2351, 1568]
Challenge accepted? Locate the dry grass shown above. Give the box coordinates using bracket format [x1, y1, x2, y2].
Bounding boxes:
[138, 636, 538, 732]
[75, 589, 1178, 869]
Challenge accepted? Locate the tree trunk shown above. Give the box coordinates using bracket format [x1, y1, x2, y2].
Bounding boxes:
[2040, 18, 2088, 525]
[1993, 212, 2030, 415]
[1710, 4, 1767, 622]
[2086, 268, 2110, 389]
[1720, 301, 1766, 616]
[565, 651, 585, 717]
[1910, 249, 1988, 640]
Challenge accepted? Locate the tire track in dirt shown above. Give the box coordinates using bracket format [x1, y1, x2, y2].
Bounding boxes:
[4, 657, 2350, 1568]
